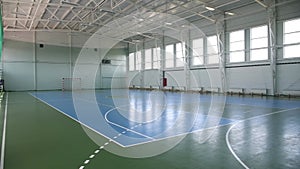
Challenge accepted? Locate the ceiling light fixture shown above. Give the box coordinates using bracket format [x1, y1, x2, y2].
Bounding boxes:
[205, 6, 215, 11]
[99, 9, 115, 14]
[61, 0, 79, 6]
[165, 22, 172, 25]
[225, 11, 235, 16]
[255, 0, 268, 8]
[148, 12, 156, 18]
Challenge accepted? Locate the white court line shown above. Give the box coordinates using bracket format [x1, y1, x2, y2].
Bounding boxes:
[0, 93, 8, 169]
[104, 108, 155, 140]
[32, 91, 292, 148]
[29, 93, 126, 147]
[30, 92, 155, 147]
[226, 107, 299, 169]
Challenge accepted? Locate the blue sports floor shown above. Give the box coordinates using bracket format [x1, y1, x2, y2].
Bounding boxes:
[29, 89, 300, 147]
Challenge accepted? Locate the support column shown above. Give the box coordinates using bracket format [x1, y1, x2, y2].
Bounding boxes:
[140, 41, 145, 88]
[68, 32, 72, 78]
[159, 31, 165, 89]
[216, 20, 226, 93]
[184, 29, 190, 91]
[268, 6, 277, 96]
[33, 31, 37, 91]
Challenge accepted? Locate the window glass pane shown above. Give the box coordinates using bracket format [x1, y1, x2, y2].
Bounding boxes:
[284, 18, 300, 33]
[192, 56, 203, 65]
[193, 38, 203, 48]
[153, 62, 159, 69]
[176, 43, 184, 59]
[153, 47, 161, 69]
[250, 25, 268, 61]
[230, 41, 244, 51]
[165, 44, 174, 68]
[129, 53, 135, 71]
[136, 51, 142, 70]
[176, 42, 185, 67]
[230, 51, 245, 63]
[193, 48, 203, 57]
[207, 35, 218, 55]
[165, 45, 174, 60]
[250, 49, 268, 61]
[207, 54, 219, 64]
[207, 45, 218, 54]
[145, 49, 152, 70]
[207, 35, 218, 46]
[192, 38, 204, 66]
[251, 25, 268, 39]
[251, 37, 268, 48]
[230, 30, 244, 42]
[176, 58, 184, 67]
[283, 18, 300, 59]
[284, 32, 300, 44]
[284, 44, 300, 58]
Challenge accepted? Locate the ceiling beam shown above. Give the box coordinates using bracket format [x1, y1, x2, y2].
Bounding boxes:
[52, 0, 82, 30]
[43, 5, 61, 29]
[72, 0, 111, 29]
[81, 0, 152, 32]
[2, 0, 94, 10]
[24, 1, 35, 27]
[254, 0, 268, 8]
[29, 0, 43, 30]
[60, 0, 97, 29]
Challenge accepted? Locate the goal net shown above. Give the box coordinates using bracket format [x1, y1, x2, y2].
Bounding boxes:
[62, 78, 81, 91]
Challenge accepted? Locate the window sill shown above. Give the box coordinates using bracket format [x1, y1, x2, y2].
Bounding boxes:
[277, 57, 300, 64]
[226, 60, 270, 68]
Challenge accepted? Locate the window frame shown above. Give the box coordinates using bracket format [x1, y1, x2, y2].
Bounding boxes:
[128, 52, 135, 71]
[283, 18, 300, 59]
[135, 50, 142, 71]
[229, 29, 245, 63]
[144, 48, 152, 70]
[206, 35, 219, 64]
[175, 42, 185, 67]
[250, 25, 269, 61]
[153, 47, 161, 69]
[192, 38, 204, 66]
[165, 44, 175, 68]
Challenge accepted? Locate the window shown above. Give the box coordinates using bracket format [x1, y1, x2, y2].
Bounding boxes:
[145, 49, 152, 69]
[153, 47, 161, 69]
[192, 38, 204, 65]
[136, 51, 142, 70]
[283, 18, 300, 58]
[176, 42, 185, 67]
[129, 53, 135, 71]
[229, 30, 245, 62]
[165, 44, 174, 68]
[207, 35, 219, 64]
[250, 25, 268, 61]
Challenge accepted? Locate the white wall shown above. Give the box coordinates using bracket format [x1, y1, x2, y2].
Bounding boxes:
[2, 38, 127, 91]
[226, 65, 272, 92]
[277, 64, 300, 94]
[101, 49, 127, 89]
[3, 40, 35, 90]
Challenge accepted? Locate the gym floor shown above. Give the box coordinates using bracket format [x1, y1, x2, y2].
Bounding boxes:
[1, 90, 299, 169]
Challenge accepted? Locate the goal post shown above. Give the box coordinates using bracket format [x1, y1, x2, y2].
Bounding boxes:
[62, 77, 81, 91]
